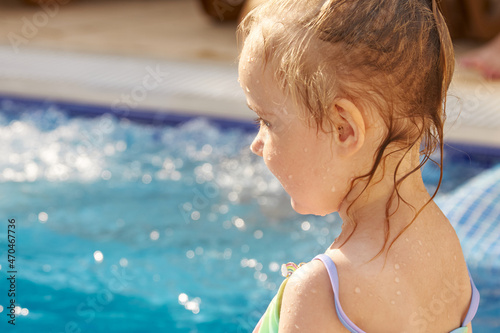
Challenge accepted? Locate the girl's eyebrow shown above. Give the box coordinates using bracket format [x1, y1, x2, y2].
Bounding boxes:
[247, 102, 269, 116]
[247, 102, 261, 114]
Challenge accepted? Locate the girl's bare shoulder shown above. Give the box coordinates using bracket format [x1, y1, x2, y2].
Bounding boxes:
[280, 223, 472, 332]
[279, 259, 349, 332]
[328, 222, 472, 332]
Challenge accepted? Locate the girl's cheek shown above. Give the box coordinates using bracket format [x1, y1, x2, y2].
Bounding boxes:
[265, 148, 286, 182]
[263, 143, 274, 162]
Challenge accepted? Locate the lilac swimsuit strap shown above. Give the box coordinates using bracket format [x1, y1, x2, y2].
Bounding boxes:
[313, 254, 480, 333]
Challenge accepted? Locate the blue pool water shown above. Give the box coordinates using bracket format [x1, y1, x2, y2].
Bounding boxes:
[0, 101, 499, 332]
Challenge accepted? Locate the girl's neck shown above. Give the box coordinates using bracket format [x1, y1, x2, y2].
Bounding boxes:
[335, 152, 433, 253]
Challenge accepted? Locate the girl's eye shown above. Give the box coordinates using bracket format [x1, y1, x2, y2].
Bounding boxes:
[254, 117, 271, 128]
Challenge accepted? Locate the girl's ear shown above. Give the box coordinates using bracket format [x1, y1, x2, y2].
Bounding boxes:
[333, 99, 365, 156]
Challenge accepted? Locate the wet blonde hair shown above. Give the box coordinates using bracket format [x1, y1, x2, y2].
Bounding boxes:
[239, 0, 455, 257]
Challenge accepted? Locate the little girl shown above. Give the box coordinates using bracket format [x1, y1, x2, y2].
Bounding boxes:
[237, 0, 480, 332]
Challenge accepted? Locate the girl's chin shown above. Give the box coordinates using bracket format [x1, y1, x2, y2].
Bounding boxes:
[290, 198, 333, 216]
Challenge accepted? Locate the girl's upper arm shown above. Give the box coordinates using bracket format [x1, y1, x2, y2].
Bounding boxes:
[278, 260, 347, 333]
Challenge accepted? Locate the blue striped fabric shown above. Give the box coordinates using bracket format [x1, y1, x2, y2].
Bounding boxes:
[437, 164, 500, 271]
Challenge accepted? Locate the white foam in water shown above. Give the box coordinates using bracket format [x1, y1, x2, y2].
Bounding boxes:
[0, 108, 107, 182]
[0, 105, 276, 192]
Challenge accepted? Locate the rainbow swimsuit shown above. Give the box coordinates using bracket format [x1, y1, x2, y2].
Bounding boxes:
[253, 254, 480, 333]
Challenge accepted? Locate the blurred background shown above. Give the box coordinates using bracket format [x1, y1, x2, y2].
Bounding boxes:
[0, 0, 247, 119]
[0, 0, 499, 332]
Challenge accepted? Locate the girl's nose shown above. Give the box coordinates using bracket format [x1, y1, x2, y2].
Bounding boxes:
[250, 134, 264, 157]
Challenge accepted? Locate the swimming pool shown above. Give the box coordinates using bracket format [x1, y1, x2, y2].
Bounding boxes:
[0, 99, 498, 332]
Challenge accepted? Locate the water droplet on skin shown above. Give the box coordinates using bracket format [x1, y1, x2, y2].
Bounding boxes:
[405, 238, 409, 242]
[395, 277, 400, 283]
[246, 87, 250, 92]
[427, 252, 431, 257]
[454, 255, 457, 261]
[331, 186, 336, 192]
[391, 300, 396, 305]
[354, 287, 361, 294]
[394, 264, 400, 270]
[396, 290, 401, 296]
